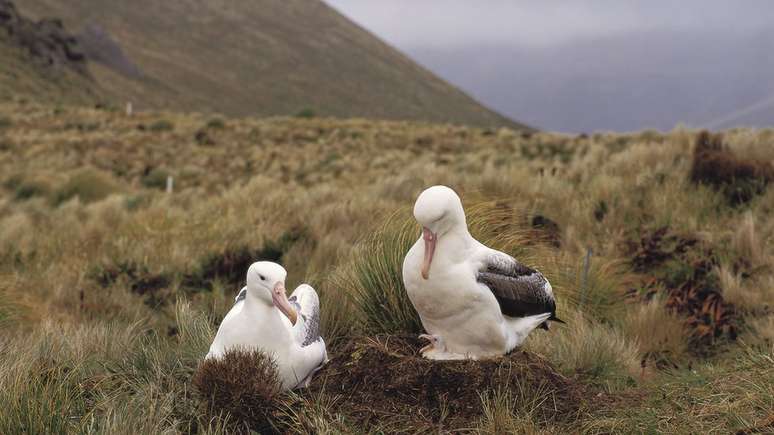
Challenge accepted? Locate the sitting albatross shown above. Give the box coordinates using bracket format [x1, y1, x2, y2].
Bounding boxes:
[402, 185, 564, 360]
[206, 261, 327, 390]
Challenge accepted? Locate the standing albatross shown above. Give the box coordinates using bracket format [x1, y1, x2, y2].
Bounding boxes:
[206, 261, 327, 390]
[402, 185, 564, 360]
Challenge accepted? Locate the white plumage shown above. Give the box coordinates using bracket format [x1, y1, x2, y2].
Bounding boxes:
[402, 186, 563, 360]
[206, 261, 327, 390]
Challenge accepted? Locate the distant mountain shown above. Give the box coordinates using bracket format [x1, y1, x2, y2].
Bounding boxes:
[11, 0, 524, 129]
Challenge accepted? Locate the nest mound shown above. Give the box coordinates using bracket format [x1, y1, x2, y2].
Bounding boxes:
[307, 335, 584, 430]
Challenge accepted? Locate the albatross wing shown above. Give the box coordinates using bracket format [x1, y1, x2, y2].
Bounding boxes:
[288, 284, 323, 347]
[477, 251, 565, 327]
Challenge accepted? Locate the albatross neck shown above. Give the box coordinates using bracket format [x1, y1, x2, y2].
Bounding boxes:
[243, 289, 285, 325]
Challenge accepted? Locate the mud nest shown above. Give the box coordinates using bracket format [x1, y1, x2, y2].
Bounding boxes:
[305, 335, 584, 430]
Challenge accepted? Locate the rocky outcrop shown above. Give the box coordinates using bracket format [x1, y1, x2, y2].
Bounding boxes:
[0, 0, 88, 75]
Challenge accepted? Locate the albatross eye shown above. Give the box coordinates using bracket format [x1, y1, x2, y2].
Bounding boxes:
[259, 274, 266, 281]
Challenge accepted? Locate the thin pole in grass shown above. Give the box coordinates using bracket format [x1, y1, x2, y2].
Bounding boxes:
[580, 247, 592, 309]
[166, 176, 174, 194]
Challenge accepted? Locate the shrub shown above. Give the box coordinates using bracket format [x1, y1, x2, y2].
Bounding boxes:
[53, 169, 121, 205]
[141, 167, 171, 190]
[13, 179, 51, 201]
[206, 118, 226, 130]
[148, 120, 174, 132]
[193, 349, 282, 432]
[295, 108, 316, 119]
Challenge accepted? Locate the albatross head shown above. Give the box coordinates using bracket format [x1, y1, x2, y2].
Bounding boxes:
[413, 185, 467, 280]
[246, 261, 297, 325]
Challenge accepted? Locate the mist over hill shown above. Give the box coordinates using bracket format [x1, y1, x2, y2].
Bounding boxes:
[410, 32, 774, 133]
[327, 0, 774, 133]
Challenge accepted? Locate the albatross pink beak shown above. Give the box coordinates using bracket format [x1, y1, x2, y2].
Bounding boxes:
[421, 227, 436, 280]
[272, 282, 297, 325]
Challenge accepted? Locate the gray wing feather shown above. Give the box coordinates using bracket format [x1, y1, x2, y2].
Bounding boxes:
[289, 285, 322, 347]
[234, 287, 247, 303]
[477, 252, 556, 318]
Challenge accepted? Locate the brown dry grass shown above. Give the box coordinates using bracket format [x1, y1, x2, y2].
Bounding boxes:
[0, 101, 772, 432]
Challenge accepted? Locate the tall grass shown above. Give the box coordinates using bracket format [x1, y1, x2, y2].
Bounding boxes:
[0, 303, 218, 433]
[328, 208, 422, 335]
[526, 311, 639, 387]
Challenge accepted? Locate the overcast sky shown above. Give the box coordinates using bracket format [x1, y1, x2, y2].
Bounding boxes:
[325, 1, 774, 132]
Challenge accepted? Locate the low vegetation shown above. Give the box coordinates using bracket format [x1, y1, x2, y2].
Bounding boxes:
[0, 100, 772, 432]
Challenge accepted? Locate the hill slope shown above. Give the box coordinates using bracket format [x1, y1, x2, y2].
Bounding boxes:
[0, 0, 97, 104]
[15, 0, 523, 128]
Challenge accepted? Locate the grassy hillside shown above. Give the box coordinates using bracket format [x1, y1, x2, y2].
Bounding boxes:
[0, 100, 772, 432]
[0, 1, 99, 105]
[13, 0, 523, 129]
[0, 40, 95, 104]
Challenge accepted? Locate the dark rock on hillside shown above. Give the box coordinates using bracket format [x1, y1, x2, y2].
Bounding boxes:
[0, 0, 88, 75]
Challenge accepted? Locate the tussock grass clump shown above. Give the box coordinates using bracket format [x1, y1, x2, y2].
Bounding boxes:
[206, 118, 226, 130]
[193, 349, 282, 433]
[623, 296, 688, 370]
[307, 336, 584, 431]
[295, 108, 316, 119]
[11, 178, 53, 201]
[526, 312, 639, 386]
[53, 168, 122, 205]
[328, 210, 422, 335]
[690, 130, 774, 206]
[140, 167, 171, 190]
[148, 119, 174, 132]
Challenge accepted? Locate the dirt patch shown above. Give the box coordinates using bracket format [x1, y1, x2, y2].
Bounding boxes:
[182, 228, 310, 292]
[690, 131, 774, 206]
[304, 335, 585, 431]
[627, 226, 737, 356]
[91, 262, 171, 308]
[530, 214, 561, 248]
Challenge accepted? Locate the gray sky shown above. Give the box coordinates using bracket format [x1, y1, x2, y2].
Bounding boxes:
[325, 1, 774, 132]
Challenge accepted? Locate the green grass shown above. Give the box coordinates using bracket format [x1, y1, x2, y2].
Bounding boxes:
[330, 210, 422, 335]
[53, 168, 123, 205]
